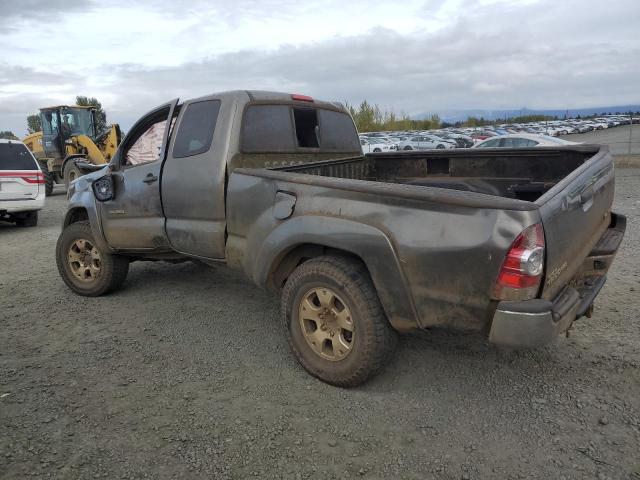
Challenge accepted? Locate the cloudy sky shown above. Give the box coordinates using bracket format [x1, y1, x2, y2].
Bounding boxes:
[1, 0, 639, 135]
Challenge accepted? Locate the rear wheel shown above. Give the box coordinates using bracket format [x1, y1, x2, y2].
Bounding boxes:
[436, 144, 445, 149]
[373, 148, 381, 152]
[56, 221, 129, 296]
[15, 211, 38, 227]
[63, 161, 83, 190]
[403, 146, 413, 151]
[281, 255, 397, 387]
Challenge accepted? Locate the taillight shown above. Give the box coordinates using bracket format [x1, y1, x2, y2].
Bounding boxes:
[493, 223, 545, 301]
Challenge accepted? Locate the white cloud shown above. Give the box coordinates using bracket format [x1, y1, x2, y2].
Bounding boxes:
[0, 0, 638, 135]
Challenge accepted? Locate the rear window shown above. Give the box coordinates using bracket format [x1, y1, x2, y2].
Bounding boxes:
[0, 143, 37, 170]
[172, 100, 221, 158]
[242, 105, 294, 152]
[241, 104, 359, 153]
[317, 109, 360, 151]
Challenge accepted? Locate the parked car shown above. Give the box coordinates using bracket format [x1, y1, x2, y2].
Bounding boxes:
[473, 134, 578, 148]
[397, 135, 454, 150]
[0, 139, 45, 227]
[360, 137, 393, 153]
[57, 91, 625, 387]
[437, 132, 474, 148]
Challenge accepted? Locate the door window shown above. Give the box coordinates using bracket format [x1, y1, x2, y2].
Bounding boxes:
[172, 100, 221, 158]
[125, 119, 168, 166]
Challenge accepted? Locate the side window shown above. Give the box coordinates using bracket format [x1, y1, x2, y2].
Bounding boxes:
[125, 118, 168, 166]
[242, 105, 295, 152]
[479, 138, 500, 148]
[526, 139, 539, 147]
[502, 138, 520, 148]
[172, 100, 221, 158]
[360, 139, 366, 146]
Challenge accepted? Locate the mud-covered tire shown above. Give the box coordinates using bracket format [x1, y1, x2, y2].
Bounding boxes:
[39, 162, 54, 196]
[56, 221, 129, 296]
[281, 255, 397, 387]
[63, 161, 83, 190]
[15, 211, 38, 227]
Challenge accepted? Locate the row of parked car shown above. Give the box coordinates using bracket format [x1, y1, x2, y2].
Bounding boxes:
[359, 114, 636, 152]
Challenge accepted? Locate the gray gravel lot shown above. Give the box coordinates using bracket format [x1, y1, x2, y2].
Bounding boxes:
[1, 171, 639, 480]
[562, 125, 640, 155]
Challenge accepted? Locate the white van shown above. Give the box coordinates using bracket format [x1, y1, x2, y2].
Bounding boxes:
[0, 139, 46, 227]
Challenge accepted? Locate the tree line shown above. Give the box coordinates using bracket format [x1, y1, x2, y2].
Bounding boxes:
[346, 100, 441, 132]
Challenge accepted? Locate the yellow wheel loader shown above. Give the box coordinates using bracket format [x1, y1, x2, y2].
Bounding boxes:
[22, 105, 121, 195]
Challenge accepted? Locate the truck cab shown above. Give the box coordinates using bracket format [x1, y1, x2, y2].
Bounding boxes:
[69, 91, 360, 257]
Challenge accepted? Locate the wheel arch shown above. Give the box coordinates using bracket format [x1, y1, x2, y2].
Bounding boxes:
[251, 216, 420, 331]
[63, 207, 90, 227]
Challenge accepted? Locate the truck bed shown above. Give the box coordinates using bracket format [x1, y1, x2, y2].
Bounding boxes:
[271, 146, 597, 202]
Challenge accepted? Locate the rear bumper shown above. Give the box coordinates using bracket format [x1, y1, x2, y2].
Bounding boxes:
[0, 195, 45, 214]
[489, 213, 626, 348]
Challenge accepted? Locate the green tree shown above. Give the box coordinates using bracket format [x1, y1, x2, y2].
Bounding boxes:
[0, 131, 19, 140]
[76, 95, 107, 133]
[346, 100, 442, 132]
[27, 114, 41, 134]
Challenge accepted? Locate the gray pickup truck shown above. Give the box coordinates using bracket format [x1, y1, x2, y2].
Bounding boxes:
[57, 90, 625, 386]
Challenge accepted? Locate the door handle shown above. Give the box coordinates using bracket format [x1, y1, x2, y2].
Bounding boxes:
[143, 173, 158, 184]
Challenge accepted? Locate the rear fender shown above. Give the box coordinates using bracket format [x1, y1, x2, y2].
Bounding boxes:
[251, 215, 419, 331]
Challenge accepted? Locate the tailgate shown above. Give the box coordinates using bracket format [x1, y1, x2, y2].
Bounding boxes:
[0, 171, 41, 201]
[537, 147, 615, 300]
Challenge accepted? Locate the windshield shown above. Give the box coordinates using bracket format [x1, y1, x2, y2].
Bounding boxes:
[41, 107, 94, 137]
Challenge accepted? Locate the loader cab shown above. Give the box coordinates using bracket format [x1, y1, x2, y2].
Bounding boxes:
[40, 105, 97, 159]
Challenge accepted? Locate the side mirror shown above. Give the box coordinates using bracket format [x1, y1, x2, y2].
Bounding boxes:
[92, 175, 114, 202]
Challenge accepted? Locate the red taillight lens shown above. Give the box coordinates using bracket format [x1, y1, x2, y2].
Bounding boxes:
[291, 94, 314, 102]
[494, 223, 545, 301]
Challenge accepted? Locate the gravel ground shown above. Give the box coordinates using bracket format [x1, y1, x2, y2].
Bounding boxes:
[561, 125, 640, 155]
[1, 171, 639, 480]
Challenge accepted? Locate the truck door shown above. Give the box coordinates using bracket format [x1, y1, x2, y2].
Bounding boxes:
[160, 97, 225, 258]
[100, 100, 178, 250]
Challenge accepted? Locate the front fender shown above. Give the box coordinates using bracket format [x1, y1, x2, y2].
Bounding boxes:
[250, 215, 420, 332]
[63, 172, 113, 253]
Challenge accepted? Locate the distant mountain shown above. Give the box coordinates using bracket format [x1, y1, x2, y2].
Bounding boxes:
[419, 105, 640, 123]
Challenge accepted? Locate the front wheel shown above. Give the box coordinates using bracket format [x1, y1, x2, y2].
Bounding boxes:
[39, 162, 54, 196]
[281, 255, 397, 387]
[63, 160, 83, 190]
[403, 146, 413, 151]
[56, 221, 129, 296]
[436, 144, 445, 149]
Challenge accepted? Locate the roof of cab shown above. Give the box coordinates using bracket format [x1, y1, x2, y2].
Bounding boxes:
[181, 90, 345, 112]
[40, 105, 93, 110]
